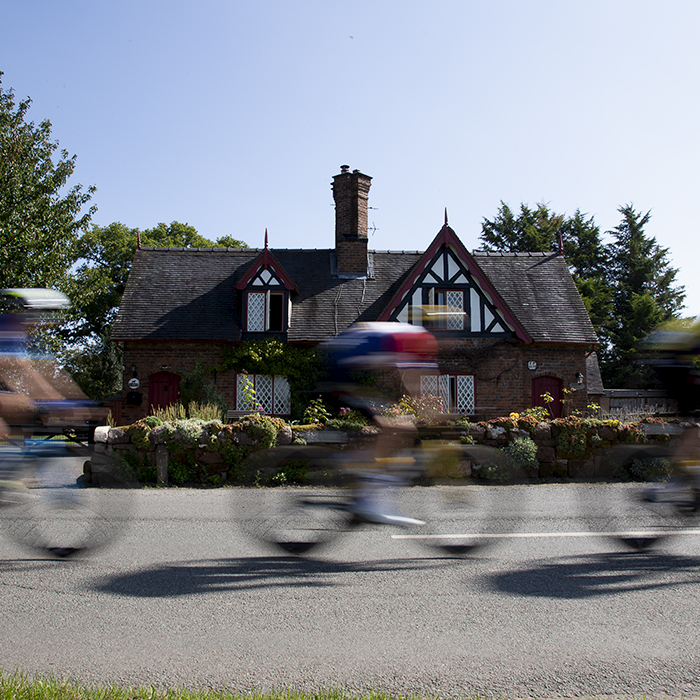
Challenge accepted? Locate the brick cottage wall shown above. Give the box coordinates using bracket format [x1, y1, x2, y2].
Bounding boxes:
[120, 340, 239, 425]
[118, 336, 592, 425]
[438, 338, 590, 419]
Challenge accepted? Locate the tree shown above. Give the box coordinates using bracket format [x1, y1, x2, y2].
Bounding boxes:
[480, 202, 614, 344]
[0, 73, 95, 289]
[65, 221, 248, 399]
[480, 201, 685, 389]
[602, 205, 686, 388]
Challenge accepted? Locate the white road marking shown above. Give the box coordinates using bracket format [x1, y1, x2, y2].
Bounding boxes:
[392, 530, 700, 540]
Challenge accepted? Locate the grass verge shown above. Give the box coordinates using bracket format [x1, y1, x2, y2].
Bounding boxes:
[0, 673, 436, 700]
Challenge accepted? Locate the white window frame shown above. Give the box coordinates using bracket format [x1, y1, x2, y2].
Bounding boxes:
[420, 373, 475, 415]
[236, 374, 291, 415]
[246, 290, 287, 332]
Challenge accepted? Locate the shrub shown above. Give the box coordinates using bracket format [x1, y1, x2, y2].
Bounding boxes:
[169, 457, 195, 485]
[504, 436, 539, 473]
[474, 461, 511, 483]
[614, 457, 672, 482]
[303, 396, 331, 424]
[239, 414, 282, 449]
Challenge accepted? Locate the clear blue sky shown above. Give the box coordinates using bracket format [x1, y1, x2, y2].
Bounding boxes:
[2, 0, 699, 316]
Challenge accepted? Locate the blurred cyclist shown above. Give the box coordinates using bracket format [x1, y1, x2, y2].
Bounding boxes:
[317, 316, 442, 525]
[640, 317, 700, 416]
[0, 289, 95, 438]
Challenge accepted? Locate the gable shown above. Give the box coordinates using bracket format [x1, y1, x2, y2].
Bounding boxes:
[235, 245, 296, 292]
[378, 222, 531, 342]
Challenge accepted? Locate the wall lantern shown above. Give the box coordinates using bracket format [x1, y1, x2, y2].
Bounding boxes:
[576, 372, 584, 385]
[130, 363, 137, 377]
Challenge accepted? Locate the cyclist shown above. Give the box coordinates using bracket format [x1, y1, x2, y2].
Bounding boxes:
[0, 290, 68, 437]
[318, 320, 440, 525]
[641, 317, 700, 416]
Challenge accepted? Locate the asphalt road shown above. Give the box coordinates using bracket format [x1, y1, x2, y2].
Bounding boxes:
[2, 484, 700, 698]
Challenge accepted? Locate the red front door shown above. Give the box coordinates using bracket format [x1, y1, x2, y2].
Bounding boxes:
[148, 371, 181, 412]
[532, 375, 563, 418]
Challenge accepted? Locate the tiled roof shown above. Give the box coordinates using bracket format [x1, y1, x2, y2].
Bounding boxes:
[472, 251, 598, 344]
[113, 246, 598, 346]
[112, 247, 422, 343]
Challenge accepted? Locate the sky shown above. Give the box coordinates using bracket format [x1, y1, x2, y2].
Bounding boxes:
[2, 0, 700, 316]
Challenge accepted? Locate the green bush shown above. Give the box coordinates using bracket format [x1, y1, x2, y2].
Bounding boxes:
[303, 396, 331, 424]
[614, 456, 672, 482]
[169, 458, 195, 485]
[504, 436, 539, 473]
[241, 414, 281, 449]
[475, 461, 512, 483]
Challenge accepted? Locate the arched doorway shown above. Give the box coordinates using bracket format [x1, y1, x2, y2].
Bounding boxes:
[532, 375, 563, 418]
[148, 371, 181, 413]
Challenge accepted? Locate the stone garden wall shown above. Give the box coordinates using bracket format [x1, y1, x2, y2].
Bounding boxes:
[82, 414, 697, 487]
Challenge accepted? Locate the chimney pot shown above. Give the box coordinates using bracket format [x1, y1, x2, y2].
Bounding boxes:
[340, 164, 350, 173]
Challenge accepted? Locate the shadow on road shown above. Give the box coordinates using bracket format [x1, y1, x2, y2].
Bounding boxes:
[487, 550, 700, 599]
[89, 555, 455, 598]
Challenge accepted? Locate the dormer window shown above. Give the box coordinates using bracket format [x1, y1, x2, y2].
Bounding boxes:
[235, 234, 298, 334]
[246, 290, 287, 332]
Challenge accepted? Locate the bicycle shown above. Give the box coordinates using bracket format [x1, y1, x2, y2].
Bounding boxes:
[579, 419, 700, 550]
[235, 423, 526, 557]
[0, 289, 133, 558]
[0, 400, 134, 558]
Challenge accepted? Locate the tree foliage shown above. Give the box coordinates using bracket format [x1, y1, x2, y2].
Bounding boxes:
[0, 72, 95, 289]
[64, 221, 248, 399]
[480, 202, 614, 343]
[603, 205, 685, 388]
[480, 201, 685, 388]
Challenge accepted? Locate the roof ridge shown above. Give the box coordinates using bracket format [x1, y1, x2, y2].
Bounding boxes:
[472, 250, 556, 257]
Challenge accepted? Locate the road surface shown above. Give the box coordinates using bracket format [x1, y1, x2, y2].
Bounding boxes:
[1, 484, 700, 698]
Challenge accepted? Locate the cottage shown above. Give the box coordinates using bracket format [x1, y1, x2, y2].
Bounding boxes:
[112, 167, 598, 423]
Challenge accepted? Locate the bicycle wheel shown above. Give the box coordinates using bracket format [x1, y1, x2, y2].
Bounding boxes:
[235, 446, 358, 555]
[0, 437, 134, 557]
[579, 444, 700, 550]
[396, 444, 526, 556]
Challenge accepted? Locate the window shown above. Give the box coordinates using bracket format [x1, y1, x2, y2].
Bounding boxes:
[425, 289, 466, 330]
[420, 373, 475, 414]
[237, 374, 291, 415]
[246, 291, 287, 332]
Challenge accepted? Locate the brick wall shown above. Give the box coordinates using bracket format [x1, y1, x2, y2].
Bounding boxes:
[119, 337, 591, 424]
[437, 338, 590, 419]
[120, 341, 239, 425]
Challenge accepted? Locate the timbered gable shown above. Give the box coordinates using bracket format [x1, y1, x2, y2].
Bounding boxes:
[378, 220, 531, 342]
[235, 232, 297, 334]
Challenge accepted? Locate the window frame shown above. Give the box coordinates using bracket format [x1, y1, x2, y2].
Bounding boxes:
[236, 373, 291, 416]
[420, 372, 475, 415]
[245, 290, 288, 333]
[423, 287, 467, 331]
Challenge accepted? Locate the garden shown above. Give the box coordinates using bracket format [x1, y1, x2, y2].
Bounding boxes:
[86, 393, 689, 489]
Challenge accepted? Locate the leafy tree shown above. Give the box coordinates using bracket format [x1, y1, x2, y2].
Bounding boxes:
[213, 234, 248, 248]
[0, 73, 95, 289]
[65, 221, 248, 399]
[603, 205, 685, 388]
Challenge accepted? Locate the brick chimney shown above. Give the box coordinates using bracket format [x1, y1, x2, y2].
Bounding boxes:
[332, 165, 372, 276]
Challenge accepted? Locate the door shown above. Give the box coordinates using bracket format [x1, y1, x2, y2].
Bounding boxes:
[532, 375, 563, 418]
[148, 371, 181, 412]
